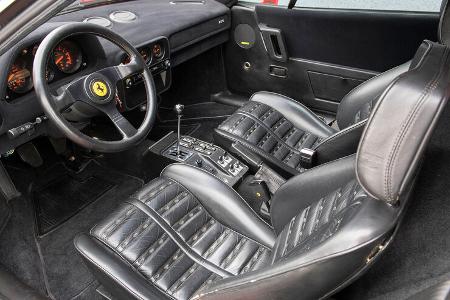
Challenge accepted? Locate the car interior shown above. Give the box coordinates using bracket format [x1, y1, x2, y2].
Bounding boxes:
[0, 0, 449, 299]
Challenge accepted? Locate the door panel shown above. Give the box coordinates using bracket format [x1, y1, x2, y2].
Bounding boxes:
[224, 5, 439, 113]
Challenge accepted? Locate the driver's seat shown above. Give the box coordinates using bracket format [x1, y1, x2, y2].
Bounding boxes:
[74, 41, 450, 300]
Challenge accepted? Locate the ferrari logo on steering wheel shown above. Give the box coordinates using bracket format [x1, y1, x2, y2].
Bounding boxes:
[91, 80, 108, 97]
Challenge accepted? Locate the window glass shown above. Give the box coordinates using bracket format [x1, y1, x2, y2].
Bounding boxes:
[241, 0, 442, 12]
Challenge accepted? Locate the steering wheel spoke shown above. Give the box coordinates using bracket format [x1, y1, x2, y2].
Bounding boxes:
[102, 104, 137, 139]
[52, 89, 76, 112]
[99, 58, 144, 84]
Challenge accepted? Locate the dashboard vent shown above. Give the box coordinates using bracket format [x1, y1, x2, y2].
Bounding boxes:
[83, 17, 112, 28]
[109, 11, 137, 23]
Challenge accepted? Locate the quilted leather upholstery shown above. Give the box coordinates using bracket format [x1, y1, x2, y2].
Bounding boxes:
[77, 160, 393, 300]
[216, 101, 326, 174]
[90, 177, 271, 300]
[272, 180, 365, 262]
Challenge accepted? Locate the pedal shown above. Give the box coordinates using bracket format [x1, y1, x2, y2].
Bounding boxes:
[16, 142, 43, 168]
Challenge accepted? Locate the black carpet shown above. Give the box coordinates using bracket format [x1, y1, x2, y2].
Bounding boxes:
[33, 164, 115, 236]
[0, 159, 144, 300]
[34, 161, 143, 299]
[0, 195, 48, 297]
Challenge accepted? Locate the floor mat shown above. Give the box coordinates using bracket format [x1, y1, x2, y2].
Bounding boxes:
[33, 161, 143, 299]
[33, 170, 114, 236]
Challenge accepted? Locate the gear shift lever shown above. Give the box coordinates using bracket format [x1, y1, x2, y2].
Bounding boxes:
[174, 104, 184, 156]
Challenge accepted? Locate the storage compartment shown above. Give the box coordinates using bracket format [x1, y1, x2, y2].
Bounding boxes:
[308, 71, 364, 103]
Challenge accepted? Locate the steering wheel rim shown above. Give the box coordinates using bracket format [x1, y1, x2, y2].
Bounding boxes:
[33, 22, 157, 153]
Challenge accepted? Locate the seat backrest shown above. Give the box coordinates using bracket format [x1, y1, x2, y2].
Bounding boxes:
[196, 41, 450, 300]
[357, 40, 450, 204]
[336, 0, 450, 130]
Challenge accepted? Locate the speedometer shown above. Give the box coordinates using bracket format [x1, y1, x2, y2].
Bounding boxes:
[53, 40, 82, 74]
[7, 59, 33, 94]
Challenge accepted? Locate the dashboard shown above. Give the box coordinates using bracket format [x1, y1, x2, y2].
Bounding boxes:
[0, 0, 231, 154]
[6, 39, 87, 101]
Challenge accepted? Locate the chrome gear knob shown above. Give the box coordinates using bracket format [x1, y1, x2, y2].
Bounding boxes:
[174, 104, 184, 116]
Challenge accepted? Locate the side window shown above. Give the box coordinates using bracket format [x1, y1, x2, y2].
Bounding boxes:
[240, 0, 443, 13]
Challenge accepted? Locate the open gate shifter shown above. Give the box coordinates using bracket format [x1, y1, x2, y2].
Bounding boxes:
[174, 104, 184, 156]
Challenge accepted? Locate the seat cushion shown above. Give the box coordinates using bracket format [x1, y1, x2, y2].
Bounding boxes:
[78, 175, 272, 300]
[215, 93, 336, 176]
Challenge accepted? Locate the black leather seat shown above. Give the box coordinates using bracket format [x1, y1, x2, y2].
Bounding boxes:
[75, 40, 450, 300]
[214, 2, 450, 178]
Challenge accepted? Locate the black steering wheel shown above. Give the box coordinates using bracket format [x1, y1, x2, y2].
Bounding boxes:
[33, 23, 157, 153]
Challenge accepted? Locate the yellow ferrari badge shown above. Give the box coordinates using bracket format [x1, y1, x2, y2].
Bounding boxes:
[91, 81, 108, 97]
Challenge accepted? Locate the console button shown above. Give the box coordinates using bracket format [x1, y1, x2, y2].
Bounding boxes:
[196, 159, 203, 167]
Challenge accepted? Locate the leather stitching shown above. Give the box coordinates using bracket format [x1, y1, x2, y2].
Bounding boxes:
[385, 46, 448, 201]
[315, 120, 367, 150]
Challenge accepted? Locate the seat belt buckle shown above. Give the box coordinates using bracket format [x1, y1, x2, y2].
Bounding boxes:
[299, 148, 317, 169]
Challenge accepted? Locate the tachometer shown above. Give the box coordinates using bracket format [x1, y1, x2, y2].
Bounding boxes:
[53, 40, 82, 74]
[7, 59, 33, 94]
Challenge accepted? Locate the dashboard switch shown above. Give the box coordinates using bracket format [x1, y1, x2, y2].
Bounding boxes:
[7, 116, 48, 139]
[8, 123, 34, 139]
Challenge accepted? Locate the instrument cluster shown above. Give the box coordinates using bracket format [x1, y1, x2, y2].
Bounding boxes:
[5, 39, 86, 101]
[121, 42, 166, 66]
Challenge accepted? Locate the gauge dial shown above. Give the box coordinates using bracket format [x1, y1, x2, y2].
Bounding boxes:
[122, 47, 152, 65]
[152, 44, 164, 60]
[53, 40, 82, 74]
[139, 48, 151, 64]
[7, 60, 33, 94]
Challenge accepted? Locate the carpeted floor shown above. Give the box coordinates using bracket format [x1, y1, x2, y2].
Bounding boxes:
[0, 160, 143, 300]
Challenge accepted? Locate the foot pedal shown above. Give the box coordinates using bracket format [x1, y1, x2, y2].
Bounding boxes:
[16, 143, 43, 167]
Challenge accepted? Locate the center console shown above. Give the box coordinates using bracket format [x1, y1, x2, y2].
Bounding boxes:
[147, 103, 249, 186]
[163, 136, 248, 186]
[150, 134, 248, 187]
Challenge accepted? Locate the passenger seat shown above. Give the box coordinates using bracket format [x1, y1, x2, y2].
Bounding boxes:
[214, 1, 450, 178]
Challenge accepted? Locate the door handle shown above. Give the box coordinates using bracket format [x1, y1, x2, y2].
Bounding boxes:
[259, 25, 288, 62]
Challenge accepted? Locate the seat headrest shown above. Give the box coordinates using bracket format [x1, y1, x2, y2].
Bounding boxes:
[439, 0, 450, 45]
[356, 41, 450, 204]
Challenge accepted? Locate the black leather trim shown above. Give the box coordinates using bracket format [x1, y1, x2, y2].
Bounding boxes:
[439, 0, 450, 45]
[251, 91, 336, 138]
[314, 120, 367, 165]
[336, 62, 411, 129]
[75, 234, 171, 300]
[126, 199, 232, 278]
[270, 155, 356, 233]
[357, 41, 450, 203]
[161, 164, 276, 248]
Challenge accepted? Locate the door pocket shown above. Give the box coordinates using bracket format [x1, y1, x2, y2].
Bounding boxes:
[308, 71, 364, 103]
